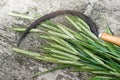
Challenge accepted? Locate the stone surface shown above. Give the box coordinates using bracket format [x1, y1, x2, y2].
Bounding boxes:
[0, 0, 120, 80]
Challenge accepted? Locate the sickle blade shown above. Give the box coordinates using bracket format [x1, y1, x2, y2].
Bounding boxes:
[17, 10, 98, 46]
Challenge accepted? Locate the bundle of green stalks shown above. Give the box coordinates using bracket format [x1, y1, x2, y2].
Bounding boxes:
[10, 12, 120, 80]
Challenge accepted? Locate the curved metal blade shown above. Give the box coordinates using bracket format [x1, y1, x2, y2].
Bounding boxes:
[17, 10, 99, 46]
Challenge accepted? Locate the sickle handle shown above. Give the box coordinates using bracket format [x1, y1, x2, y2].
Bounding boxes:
[99, 32, 120, 46]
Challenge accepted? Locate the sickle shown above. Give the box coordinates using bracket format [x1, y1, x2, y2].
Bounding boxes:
[17, 10, 120, 46]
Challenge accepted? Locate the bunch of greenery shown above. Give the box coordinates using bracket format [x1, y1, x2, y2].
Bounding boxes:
[9, 12, 120, 80]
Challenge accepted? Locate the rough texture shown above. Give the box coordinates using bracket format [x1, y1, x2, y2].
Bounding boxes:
[0, 0, 120, 80]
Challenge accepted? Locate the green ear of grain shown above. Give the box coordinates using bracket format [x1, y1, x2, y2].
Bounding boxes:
[32, 65, 72, 77]
[13, 28, 40, 32]
[12, 48, 41, 57]
[8, 12, 34, 20]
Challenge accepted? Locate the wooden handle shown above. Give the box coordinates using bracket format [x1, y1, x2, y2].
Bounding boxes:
[99, 32, 120, 46]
